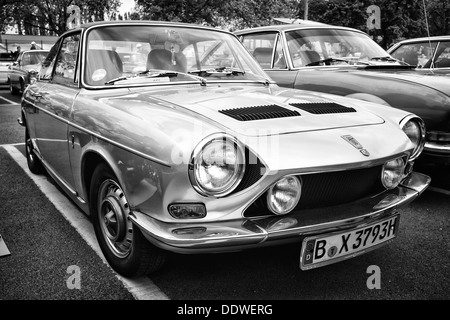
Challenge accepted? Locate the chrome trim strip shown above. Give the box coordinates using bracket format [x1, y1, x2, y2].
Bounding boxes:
[130, 172, 430, 253]
[424, 142, 450, 153]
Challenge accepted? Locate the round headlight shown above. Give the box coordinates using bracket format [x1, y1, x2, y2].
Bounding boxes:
[381, 157, 406, 189]
[267, 175, 302, 215]
[401, 116, 426, 161]
[190, 134, 245, 197]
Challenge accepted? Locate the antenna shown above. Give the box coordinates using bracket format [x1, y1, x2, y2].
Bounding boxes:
[422, 0, 434, 69]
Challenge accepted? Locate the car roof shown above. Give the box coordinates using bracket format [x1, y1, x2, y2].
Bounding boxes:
[395, 35, 450, 44]
[64, 20, 232, 36]
[234, 22, 367, 36]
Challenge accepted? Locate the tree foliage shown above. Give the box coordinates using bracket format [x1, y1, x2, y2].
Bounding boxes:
[1, 0, 448, 46]
[0, 0, 121, 35]
[136, 0, 297, 31]
[296, 0, 448, 48]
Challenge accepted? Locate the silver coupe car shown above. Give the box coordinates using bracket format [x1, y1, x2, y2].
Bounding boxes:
[19, 21, 429, 277]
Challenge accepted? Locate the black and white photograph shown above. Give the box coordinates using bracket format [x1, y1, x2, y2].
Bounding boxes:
[0, 0, 449, 308]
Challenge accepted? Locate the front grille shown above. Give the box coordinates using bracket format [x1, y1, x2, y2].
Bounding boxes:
[289, 102, 356, 114]
[219, 105, 300, 121]
[244, 165, 384, 217]
[232, 149, 265, 194]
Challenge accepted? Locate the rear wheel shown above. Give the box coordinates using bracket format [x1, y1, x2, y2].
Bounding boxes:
[90, 163, 166, 277]
[9, 79, 19, 95]
[25, 126, 43, 174]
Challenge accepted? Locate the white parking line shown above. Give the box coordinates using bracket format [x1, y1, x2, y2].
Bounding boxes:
[0, 96, 18, 105]
[2, 144, 169, 300]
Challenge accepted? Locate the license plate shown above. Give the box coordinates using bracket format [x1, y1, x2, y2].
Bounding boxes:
[300, 215, 399, 270]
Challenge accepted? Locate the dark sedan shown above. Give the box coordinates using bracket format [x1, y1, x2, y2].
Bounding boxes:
[387, 35, 450, 73]
[235, 23, 450, 166]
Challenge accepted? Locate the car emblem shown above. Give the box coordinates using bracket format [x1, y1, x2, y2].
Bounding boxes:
[342, 135, 370, 157]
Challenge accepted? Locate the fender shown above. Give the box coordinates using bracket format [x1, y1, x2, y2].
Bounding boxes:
[346, 93, 391, 107]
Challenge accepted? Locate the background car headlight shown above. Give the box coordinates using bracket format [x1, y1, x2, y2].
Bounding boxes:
[267, 175, 302, 215]
[190, 134, 245, 197]
[381, 157, 406, 189]
[400, 116, 426, 161]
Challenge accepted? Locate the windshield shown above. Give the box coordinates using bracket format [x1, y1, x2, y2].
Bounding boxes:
[21, 51, 48, 66]
[84, 25, 269, 86]
[285, 28, 393, 67]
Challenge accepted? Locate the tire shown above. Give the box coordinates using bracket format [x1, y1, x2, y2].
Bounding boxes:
[9, 79, 20, 95]
[25, 126, 44, 174]
[20, 79, 25, 93]
[89, 163, 166, 277]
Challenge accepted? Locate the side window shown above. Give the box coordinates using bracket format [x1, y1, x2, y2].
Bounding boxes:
[435, 42, 450, 68]
[53, 33, 80, 85]
[274, 35, 287, 69]
[241, 32, 278, 69]
[40, 39, 62, 80]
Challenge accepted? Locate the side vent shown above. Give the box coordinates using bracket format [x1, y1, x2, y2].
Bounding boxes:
[289, 102, 356, 114]
[219, 105, 300, 121]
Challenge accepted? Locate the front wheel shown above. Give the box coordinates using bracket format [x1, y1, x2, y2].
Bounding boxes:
[90, 163, 166, 277]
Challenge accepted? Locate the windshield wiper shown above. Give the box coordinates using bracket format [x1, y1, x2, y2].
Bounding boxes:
[188, 67, 245, 76]
[105, 69, 207, 86]
[305, 58, 370, 67]
[370, 56, 398, 62]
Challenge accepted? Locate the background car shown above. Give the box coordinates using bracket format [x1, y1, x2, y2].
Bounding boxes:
[19, 20, 429, 277]
[0, 44, 15, 85]
[235, 23, 450, 166]
[7, 49, 49, 94]
[388, 36, 450, 73]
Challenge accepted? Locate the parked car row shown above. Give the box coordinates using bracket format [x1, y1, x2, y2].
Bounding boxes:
[235, 22, 450, 167]
[18, 20, 435, 277]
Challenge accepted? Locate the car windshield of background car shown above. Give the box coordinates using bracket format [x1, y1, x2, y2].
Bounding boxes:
[21, 52, 48, 66]
[285, 29, 390, 68]
[84, 25, 269, 86]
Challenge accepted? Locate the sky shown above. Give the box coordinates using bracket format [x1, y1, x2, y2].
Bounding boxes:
[118, 0, 136, 15]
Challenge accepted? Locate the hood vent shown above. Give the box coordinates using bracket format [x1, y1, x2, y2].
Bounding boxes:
[219, 105, 300, 121]
[289, 102, 356, 114]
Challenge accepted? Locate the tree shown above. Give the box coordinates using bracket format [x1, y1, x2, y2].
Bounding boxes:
[135, 0, 297, 31]
[296, 0, 448, 49]
[0, 0, 121, 35]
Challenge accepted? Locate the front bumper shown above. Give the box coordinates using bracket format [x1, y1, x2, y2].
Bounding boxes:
[423, 142, 450, 165]
[131, 172, 430, 254]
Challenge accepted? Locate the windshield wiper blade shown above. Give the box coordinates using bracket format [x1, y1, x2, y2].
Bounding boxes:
[104, 75, 133, 85]
[305, 58, 350, 66]
[137, 69, 179, 77]
[370, 56, 398, 62]
[105, 69, 207, 86]
[305, 58, 371, 67]
[105, 71, 176, 85]
[188, 67, 245, 76]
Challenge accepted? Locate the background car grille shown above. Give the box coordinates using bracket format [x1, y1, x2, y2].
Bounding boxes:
[244, 165, 384, 217]
[289, 102, 356, 114]
[219, 105, 300, 121]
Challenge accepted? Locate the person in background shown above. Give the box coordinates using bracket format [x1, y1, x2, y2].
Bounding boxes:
[30, 41, 37, 50]
[13, 46, 21, 60]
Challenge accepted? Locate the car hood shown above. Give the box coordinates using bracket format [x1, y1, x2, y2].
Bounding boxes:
[128, 84, 385, 137]
[320, 65, 450, 96]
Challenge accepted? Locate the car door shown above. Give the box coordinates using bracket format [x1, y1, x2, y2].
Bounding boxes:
[239, 31, 298, 88]
[33, 32, 81, 190]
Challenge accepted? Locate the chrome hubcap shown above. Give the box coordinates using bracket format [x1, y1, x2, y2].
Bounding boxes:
[98, 180, 133, 258]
